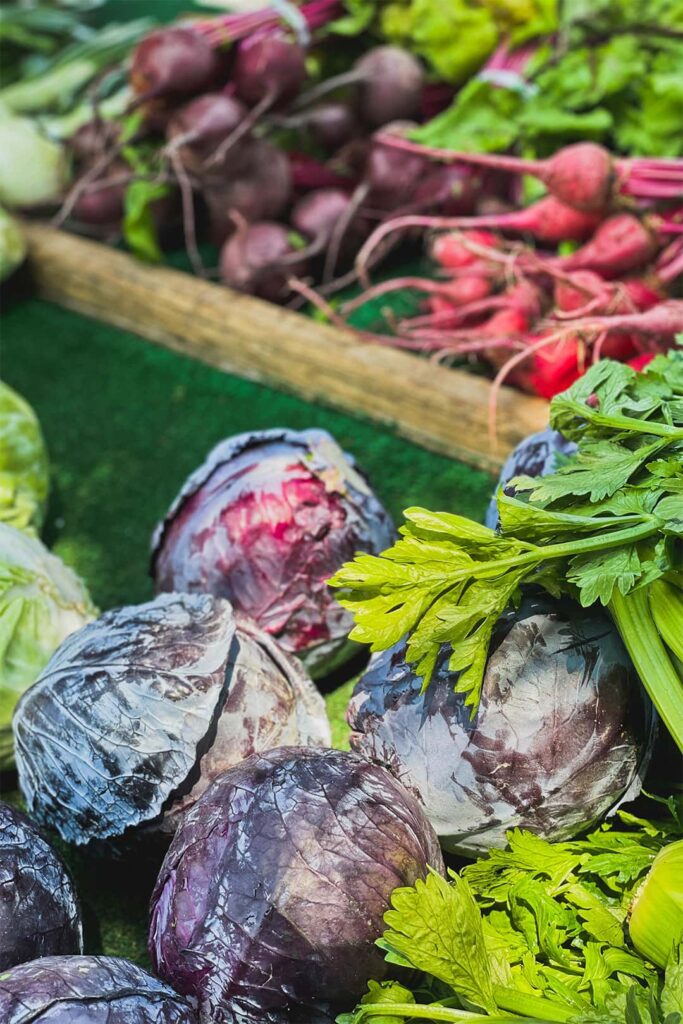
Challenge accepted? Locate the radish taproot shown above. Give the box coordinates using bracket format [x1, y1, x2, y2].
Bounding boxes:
[372, 136, 683, 212]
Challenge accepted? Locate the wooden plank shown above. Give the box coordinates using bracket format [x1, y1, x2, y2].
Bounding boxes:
[22, 223, 549, 472]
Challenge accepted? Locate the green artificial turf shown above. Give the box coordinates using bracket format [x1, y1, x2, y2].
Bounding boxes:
[1, 295, 494, 966]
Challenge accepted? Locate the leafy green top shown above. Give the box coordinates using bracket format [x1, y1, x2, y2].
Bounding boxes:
[330, 352, 683, 721]
[340, 807, 683, 1024]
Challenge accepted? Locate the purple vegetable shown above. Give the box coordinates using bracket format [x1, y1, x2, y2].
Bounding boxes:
[151, 429, 395, 678]
[204, 138, 292, 240]
[219, 221, 308, 301]
[304, 102, 359, 150]
[348, 593, 655, 856]
[354, 46, 424, 128]
[0, 955, 196, 1023]
[131, 27, 223, 105]
[485, 427, 578, 529]
[167, 93, 248, 174]
[233, 30, 307, 108]
[14, 592, 329, 845]
[149, 746, 443, 1024]
[0, 803, 82, 970]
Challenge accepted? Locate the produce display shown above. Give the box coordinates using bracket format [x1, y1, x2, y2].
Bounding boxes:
[1, 0, 680, 404]
[1, 3, 682, 1024]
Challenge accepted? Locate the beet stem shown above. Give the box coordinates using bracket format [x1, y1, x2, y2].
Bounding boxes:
[169, 148, 206, 279]
[206, 90, 275, 169]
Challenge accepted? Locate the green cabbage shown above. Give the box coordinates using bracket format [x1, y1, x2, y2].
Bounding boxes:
[0, 523, 96, 768]
[0, 207, 26, 282]
[0, 382, 49, 531]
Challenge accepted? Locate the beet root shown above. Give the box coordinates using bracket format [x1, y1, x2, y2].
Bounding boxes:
[220, 221, 308, 301]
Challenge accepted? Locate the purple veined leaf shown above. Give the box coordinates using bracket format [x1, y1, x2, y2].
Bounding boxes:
[0, 955, 197, 1023]
[348, 593, 656, 856]
[149, 745, 444, 1024]
[151, 428, 396, 678]
[13, 592, 329, 846]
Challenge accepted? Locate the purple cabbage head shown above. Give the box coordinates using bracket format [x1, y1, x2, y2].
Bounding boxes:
[149, 746, 444, 1024]
[348, 594, 655, 856]
[0, 802, 82, 970]
[0, 955, 197, 1023]
[150, 429, 395, 678]
[13, 593, 330, 845]
[485, 427, 577, 530]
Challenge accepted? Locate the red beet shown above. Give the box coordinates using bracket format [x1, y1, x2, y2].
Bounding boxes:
[131, 27, 223, 103]
[167, 93, 248, 172]
[69, 120, 120, 164]
[220, 221, 308, 301]
[71, 160, 129, 226]
[304, 103, 359, 151]
[554, 271, 662, 316]
[204, 139, 292, 242]
[556, 300, 683, 340]
[233, 30, 307, 108]
[354, 46, 424, 128]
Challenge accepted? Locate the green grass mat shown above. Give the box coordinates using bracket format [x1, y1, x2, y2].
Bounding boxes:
[1, 296, 493, 965]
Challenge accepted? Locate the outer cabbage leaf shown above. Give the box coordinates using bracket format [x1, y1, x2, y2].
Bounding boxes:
[0, 381, 49, 531]
[0, 955, 197, 1023]
[0, 802, 82, 970]
[149, 747, 444, 1024]
[0, 523, 95, 769]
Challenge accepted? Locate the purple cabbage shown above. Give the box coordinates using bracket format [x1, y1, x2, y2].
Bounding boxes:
[13, 593, 330, 845]
[485, 427, 578, 529]
[0, 955, 197, 1023]
[150, 429, 395, 678]
[348, 594, 655, 856]
[149, 746, 444, 1024]
[0, 802, 82, 970]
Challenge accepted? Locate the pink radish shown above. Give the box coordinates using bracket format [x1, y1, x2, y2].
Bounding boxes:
[548, 213, 659, 279]
[439, 196, 603, 244]
[547, 300, 683, 340]
[431, 229, 499, 269]
[373, 136, 683, 212]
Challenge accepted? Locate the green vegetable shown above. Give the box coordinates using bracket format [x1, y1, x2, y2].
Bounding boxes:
[630, 839, 683, 969]
[333, 0, 557, 83]
[0, 110, 70, 207]
[414, 3, 683, 156]
[0, 523, 95, 769]
[330, 351, 683, 752]
[341, 812, 683, 1023]
[0, 19, 153, 114]
[0, 381, 49, 531]
[0, 205, 26, 281]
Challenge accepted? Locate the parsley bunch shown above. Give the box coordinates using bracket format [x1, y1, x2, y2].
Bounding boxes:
[330, 351, 683, 752]
[339, 809, 683, 1024]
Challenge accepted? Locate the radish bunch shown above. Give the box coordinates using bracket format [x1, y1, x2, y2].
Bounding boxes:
[343, 134, 682, 401]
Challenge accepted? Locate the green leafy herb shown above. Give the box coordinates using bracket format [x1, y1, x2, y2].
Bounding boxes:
[330, 352, 683, 752]
[412, 7, 683, 157]
[342, 814, 683, 1024]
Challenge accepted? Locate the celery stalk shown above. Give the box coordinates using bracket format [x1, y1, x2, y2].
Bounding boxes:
[649, 578, 683, 663]
[609, 587, 683, 754]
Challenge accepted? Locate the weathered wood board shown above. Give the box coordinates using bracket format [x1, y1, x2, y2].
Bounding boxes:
[22, 223, 549, 472]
